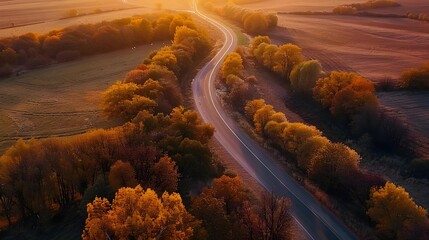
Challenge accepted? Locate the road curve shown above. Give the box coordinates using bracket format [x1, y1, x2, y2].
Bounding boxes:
[190, 2, 358, 240]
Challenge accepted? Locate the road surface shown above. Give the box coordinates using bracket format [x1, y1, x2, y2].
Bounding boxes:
[190, 2, 359, 240]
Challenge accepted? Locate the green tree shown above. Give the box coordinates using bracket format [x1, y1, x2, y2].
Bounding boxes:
[290, 60, 324, 93]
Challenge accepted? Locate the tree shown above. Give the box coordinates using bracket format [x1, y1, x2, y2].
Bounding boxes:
[243, 13, 269, 34]
[191, 176, 250, 240]
[313, 71, 357, 108]
[108, 160, 137, 191]
[290, 60, 324, 93]
[330, 76, 377, 120]
[151, 46, 178, 73]
[102, 82, 157, 121]
[221, 52, 244, 79]
[245, 99, 266, 120]
[251, 35, 271, 53]
[273, 44, 304, 81]
[253, 104, 275, 133]
[82, 186, 198, 240]
[296, 136, 330, 172]
[308, 143, 360, 192]
[262, 44, 278, 69]
[150, 156, 179, 193]
[281, 123, 322, 155]
[259, 192, 293, 240]
[367, 182, 428, 239]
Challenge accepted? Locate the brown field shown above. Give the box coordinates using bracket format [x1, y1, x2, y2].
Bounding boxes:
[0, 41, 167, 154]
[0, 0, 191, 37]
[271, 14, 429, 81]
[239, 0, 429, 13]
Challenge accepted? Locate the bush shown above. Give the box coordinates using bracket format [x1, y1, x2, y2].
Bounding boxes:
[400, 62, 429, 89]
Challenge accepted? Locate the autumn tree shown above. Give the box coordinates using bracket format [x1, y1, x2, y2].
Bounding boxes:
[367, 182, 428, 239]
[290, 60, 324, 93]
[149, 156, 179, 194]
[221, 52, 244, 79]
[330, 76, 378, 120]
[258, 192, 293, 240]
[243, 13, 269, 34]
[151, 46, 178, 73]
[191, 176, 250, 240]
[308, 143, 360, 192]
[296, 136, 331, 172]
[253, 104, 276, 133]
[251, 35, 271, 53]
[108, 160, 138, 191]
[273, 44, 304, 81]
[82, 186, 199, 240]
[281, 123, 322, 155]
[313, 71, 357, 108]
[102, 82, 157, 121]
[245, 99, 267, 120]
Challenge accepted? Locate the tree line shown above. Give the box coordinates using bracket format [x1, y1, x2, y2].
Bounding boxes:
[0, 12, 199, 77]
[333, 0, 400, 15]
[218, 36, 429, 239]
[201, 1, 278, 34]
[250, 35, 411, 152]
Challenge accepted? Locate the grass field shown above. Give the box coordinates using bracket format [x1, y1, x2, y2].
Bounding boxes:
[0, 41, 168, 154]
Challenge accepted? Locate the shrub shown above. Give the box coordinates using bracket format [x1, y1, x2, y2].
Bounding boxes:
[245, 99, 266, 121]
[221, 52, 244, 79]
[400, 62, 429, 89]
[313, 71, 358, 108]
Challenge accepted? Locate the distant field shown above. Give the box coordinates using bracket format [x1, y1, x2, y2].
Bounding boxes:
[0, 41, 167, 154]
[238, 0, 429, 13]
[0, 0, 191, 37]
[270, 15, 429, 82]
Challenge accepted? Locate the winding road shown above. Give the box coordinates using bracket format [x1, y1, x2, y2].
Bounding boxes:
[190, 2, 358, 240]
[124, 0, 358, 239]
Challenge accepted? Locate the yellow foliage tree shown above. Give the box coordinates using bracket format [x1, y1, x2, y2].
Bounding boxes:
[313, 71, 357, 108]
[244, 99, 266, 120]
[273, 44, 304, 80]
[221, 52, 244, 79]
[281, 123, 322, 155]
[82, 186, 198, 240]
[253, 104, 275, 133]
[367, 182, 428, 239]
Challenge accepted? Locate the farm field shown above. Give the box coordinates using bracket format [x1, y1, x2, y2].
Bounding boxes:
[0, 41, 168, 154]
[238, 0, 429, 13]
[271, 14, 429, 82]
[0, 0, 191, 37]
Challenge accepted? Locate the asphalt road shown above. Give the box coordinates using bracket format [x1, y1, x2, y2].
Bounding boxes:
[190, 2, 359, 240]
